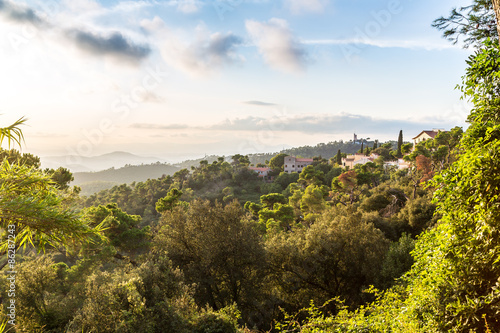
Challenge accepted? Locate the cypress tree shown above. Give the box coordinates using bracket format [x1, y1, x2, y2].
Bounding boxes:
[397, 130, 403, 158]
[336, 149, 342, 165]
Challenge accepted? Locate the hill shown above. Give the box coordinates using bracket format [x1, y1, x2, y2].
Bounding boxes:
[72, 162, 180, 195]
[41, 151, 168, 172]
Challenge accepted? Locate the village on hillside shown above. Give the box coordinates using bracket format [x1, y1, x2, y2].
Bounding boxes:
[249, 129, 444, 178]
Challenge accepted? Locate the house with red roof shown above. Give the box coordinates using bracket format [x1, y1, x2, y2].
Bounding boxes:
[249, 167, 271, 177]
[412, 129, 445, 147]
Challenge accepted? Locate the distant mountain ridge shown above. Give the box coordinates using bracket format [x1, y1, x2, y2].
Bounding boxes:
[41, 151, 168, 172]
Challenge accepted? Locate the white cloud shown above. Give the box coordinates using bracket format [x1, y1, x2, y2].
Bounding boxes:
[245, 18, 307, 73]
[284, 0, 328, 14]
[302, 38, 459, 51]
[143, 18, 243, 76]
[176, 0, 200, 13]
[61, 0, 102, 13]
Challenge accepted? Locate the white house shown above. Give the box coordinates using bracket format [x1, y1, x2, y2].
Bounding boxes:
[412, 129, 444, 147]
[384, 159, 410, 170]
[284, 156, 314, 173]
[342, 153, 379, 169]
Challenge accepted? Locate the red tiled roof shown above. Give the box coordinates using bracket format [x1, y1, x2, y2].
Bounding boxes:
[295, 158, 313, 162]
[412, 130, 444, 140]
[249, 167, 270, 172]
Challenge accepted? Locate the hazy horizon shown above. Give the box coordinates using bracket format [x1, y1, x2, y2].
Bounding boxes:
[1, 0, 472, 160]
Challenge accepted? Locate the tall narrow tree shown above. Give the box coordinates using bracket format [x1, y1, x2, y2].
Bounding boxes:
[397, 130, 403, 158]
[336, 149, 342, 165]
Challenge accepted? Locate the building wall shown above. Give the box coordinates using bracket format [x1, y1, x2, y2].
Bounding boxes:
[284, 156, 313, 173]
[413, 132, 436, 146]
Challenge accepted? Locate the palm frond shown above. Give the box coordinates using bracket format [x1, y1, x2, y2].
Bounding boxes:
[0, 116, 27, 149]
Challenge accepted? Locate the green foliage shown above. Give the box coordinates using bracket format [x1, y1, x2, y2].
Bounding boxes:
[379, 233, 415, 288]
[73, 163, 180, 192]
[192, 305, 240, 333]
[0, 116, 26, 148]
[156, 200, 267, 327]
[0, 160, 105, 254]
[0, 148, 40, 168]
[397, 130, 403, 158]
[260, 193, 287, 208]
[273, 172, 300, 192]
[269, 153, 287, 173]
[267, 206, 389, 312]
[156, 188, 185, 213]
[335, 149, 342, 165]
[45, 167, 74, 190]
[432, 0, 497, 48]
[83, 203, 150, 253]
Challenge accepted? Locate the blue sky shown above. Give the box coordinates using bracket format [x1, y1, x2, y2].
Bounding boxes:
[0, 0, 474, 161]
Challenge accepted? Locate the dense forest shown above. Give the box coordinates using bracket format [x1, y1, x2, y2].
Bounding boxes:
[2, 1, 500, 332]
[0, 122, 459, 332]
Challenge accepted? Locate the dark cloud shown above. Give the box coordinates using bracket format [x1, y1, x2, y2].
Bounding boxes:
[157, 28, 243, 75]
[0, 0, 45, 25]
[66, 29, 151, 63]
[207, 33, 242, 59]
[130, 123, 189, 130]
[244, 101, 278, 106]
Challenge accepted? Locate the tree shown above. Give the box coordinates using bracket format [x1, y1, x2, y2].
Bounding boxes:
[267, 207, 389, 311]
[269, 153, 287, 173]
[298, 165, 325, 187]
[432, 0, 498, 48]
[0, 149, 40, 168]
[335, 149, 342, 165]
[46, 166, 74, 190]
[492, 0, 500, 36]
[378, 39, 500, 332]
[231, 154, 250, 167]
[83, 203, 150, 254]
[155, 188, 184, 213]
[397, 130, 403, 158]
[0, 160, 105, 268]
[156, 200, 267, 326]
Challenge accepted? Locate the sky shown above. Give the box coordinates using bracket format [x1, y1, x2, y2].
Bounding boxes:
[0, 0, 474, 162]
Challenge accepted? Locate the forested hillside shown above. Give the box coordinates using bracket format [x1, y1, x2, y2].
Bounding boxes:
[73, 162, 180, 196]
[74, 140, 376, 196]
[0, 122, 462, 332]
